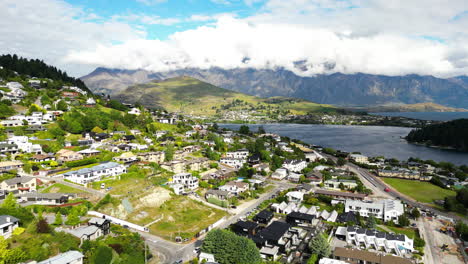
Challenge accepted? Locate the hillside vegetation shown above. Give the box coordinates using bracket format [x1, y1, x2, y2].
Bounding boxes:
[406, 119, 468, 151]
[114, 76, 336, 117]
[352, 102, 468, 113]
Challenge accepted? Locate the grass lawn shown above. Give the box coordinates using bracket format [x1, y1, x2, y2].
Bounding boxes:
[378, 225, 416, 238]
[42, 183, 85, 193]
[147, 196, 228, 240]
[382, 178, 456, 204]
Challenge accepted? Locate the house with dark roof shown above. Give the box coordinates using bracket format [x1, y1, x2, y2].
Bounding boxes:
[17, 192, 71, 205]
[0, 215, 19, 238]
[336, 211, 357, 224]
[88, 217, 111, 235]
[286, 212, 314, 225]
[253, 210, 274, 224]
[232, 221, 259, 237]
[252, 221, 292, 252]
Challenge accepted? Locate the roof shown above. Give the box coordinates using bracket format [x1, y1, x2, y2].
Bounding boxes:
[3, 176, 35, 185]
[254, 210, 273, 220]
[255, 221, 291, 242]
[67, 225, 100, 238]
[314, 189, 367, 199]
[18, 192, 68, 199]
[337, 211, 357, 223]
[287, 211, 314, 221]
[333, 247, 413, 264]
[38, 251, 84, 264]
[0, 215, 19, 225]
[0, 161, 23, 167]
[88, 217, 108, 225]
[234, 220, 258, 231]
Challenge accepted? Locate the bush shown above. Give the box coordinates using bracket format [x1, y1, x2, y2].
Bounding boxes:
[92, 245, 113, 264]
[65, 158, 97, 168]
[36, 219, 51, 233]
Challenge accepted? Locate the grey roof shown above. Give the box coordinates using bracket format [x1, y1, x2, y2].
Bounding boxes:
[67, 225, 99, 238]
[88, 217, 107, 225]
[38, 250, 84, 264]
[18, 192, 68, 199]
[4, 176, 35, 185]
[0, 215, 19, 225]
[63, 162, 121, 176]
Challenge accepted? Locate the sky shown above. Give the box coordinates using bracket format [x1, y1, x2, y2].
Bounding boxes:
[1, 0, 468, 78]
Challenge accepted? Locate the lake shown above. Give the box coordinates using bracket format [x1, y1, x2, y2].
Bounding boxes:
[220, 123, 468, 166]
[371, 112, 468, 121]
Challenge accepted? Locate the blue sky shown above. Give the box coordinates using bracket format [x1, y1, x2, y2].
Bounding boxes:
[65, 0, 264, 39]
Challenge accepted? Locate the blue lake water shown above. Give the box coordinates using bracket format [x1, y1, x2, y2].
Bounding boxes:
[220, 123, 468, 166]
[371, 112, 468, 121]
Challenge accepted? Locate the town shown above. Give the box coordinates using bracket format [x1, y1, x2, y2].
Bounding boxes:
[0, 67, 467, 264]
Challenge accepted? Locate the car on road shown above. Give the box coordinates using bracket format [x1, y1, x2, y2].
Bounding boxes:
[384, 187, 390, 192]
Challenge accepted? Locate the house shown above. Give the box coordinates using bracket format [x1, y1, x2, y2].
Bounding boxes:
[88, 217, 111, 235]
[337, 211, 358, 224]
[286, 191, 304, 203]
[271, 168, 288, 180]
[378, 169, 432, 181]
[288, 172, 302, 183]
[0, 143, 19, 155]
[62, 91, 80, 98]
[345, 199, 404, 223]
[324, 179, 358, 190]
[286, 212, 314, 225]
[226, 149, 249, 159]
[32, 154, 55, 162]
[306, 171, 323, 185]
[0, 215, 19, 239]
[318, 258, 349, 264]
[253, 210, 274, 224]
[314, 189, 367, 201]
[335, 226, 413, 256]
[219, 157, 245, 169]
[161, 160, 185, 174]
[0, 176, 37, 194]
[253, 163, 270, 173]
[172, 173, 199, 193]
[282, 159, 307, 173]
[199, 252, 216, 263]
[219, 181, 249, 196]
[296, 183, 313, 193]
[137, 151, 165, 164]
[77, 149, 101, 157]
[332, 247, 414, 264]
[7, 136, 42, 154]
[63, 162, 126, 184]
[185, 158, 210, 171]
[348, 154, 369, 164]
[38, 250, 84, 264]
[114, 152, 138, 164]
[0, 120, 23, 127]
[17, 192, 70, 205]
[0, 161, 23, 172]
[304, 150, 324, 162]
[56, 149, 83, 163]
[252, 221, 293, 253]
[233, 221, 259, 237]
[128, 108, 141, 115]
[205, 189, 233, 201]
[62, 225, 103, 243]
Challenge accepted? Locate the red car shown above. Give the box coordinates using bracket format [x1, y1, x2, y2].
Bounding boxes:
[384, 187, 390, 192]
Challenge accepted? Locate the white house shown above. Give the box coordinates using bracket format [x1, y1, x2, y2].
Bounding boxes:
[335, 226, 413, 256]
[282, 159, 307, 173]
[348, 154, 369, 164]
[219, 181, 249, 196]
[271, 168, 288, 180]
[38, 251, 84, 264]
[219, 157, 245, 169]
[324, 179, 358, 190]
[286, 191, 304, 203]
[226, 149, 249, 159]
[304, 150, 324, 162]
[172, 173, 199, 194]
[0, 215, 19, 239]
[63, 162, 126, 184]
[345, 199, 404, 223]
[7, 136, 42, 154]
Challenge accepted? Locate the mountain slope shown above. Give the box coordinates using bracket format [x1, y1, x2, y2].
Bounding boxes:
[113, 76, 336, 116]
[81, 67, 468, 108]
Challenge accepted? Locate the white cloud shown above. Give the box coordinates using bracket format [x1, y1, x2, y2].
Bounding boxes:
[135, 0, 167, 5]
[113, 14, 181, 26]
[66, 16, 468, 77]
[0, 0, 144, 76]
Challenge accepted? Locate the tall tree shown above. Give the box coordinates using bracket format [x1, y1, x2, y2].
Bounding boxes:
[53, 212, 63, 226]
[2, 193, 17, 209]
[366, 215, 377, 229]
[309, 232, 331, 258]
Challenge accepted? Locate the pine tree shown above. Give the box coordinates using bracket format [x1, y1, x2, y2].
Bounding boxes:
[53, 212, 63, 226]
[2, 193, 17, 209]
[366, 215, 377, 229]
[65, 210, 80, 226]
[309, 232, 331, 258]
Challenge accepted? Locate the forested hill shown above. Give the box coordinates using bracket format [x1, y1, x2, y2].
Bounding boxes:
[406, 119, 468, 151]
[0, 54, 90, 93]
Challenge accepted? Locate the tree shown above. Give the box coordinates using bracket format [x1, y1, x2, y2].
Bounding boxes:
[257, 126, 266, 134]
[239, 125, 250, 135]
[165, 144, 174, 161]
[53, 212, 63, 226]
[366, 215, 376, 229]
[202, 229, 261, 264]
[337, 157, 346, 166]
[65, 210, 80, 226]
[36, 219, 51, 233]
[92, 245, 113, 264]
[410, 208, 421, 219]
[91, 126, 105, 133]
[309, 232, 331, 258]
[398, 214, 410, 227]
[2, 193, 17, 209]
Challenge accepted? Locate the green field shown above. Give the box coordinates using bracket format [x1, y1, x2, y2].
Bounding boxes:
[378, 225, 416, 238]
[148, 197, 228, 240]
[382, 178, 456, 204]
[42, 183, 85, 193]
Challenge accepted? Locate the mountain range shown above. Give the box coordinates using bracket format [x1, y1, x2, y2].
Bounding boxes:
[81, 67, 468, 109]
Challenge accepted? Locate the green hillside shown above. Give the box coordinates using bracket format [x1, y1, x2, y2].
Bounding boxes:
[114, 76, 336, 117]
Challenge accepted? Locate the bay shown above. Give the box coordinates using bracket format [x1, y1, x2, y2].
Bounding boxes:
[370, 112, 468, 121]
[220, 123, 468, 166]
